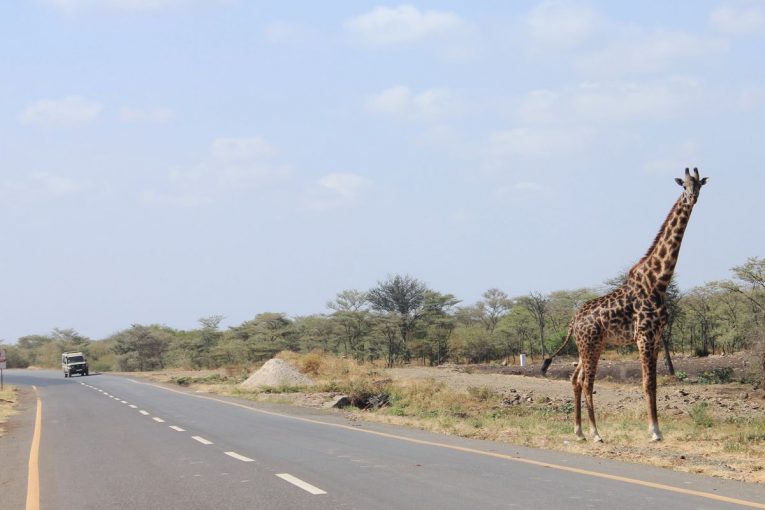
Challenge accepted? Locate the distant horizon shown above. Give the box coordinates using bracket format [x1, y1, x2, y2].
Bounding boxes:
[2, 1, 763, 342]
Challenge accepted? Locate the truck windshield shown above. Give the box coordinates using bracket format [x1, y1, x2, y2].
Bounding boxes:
[67, 356, 84, 363]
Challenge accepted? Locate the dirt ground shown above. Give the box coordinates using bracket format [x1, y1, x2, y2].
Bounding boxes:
[388, 352, 765, 419]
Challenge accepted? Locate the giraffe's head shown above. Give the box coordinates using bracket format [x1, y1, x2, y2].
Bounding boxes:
[674, 167, 708, 206]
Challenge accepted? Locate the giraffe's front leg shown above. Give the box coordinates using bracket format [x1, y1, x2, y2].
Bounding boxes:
[637, 332, 662, 442]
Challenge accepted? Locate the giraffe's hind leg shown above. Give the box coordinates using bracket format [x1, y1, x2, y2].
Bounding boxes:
[571, 362, 585, 441]
[582, 344, 605, 443]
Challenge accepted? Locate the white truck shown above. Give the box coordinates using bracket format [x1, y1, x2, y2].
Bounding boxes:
[62, 352, 89, 377]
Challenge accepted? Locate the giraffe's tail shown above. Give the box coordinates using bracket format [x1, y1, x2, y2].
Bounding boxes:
[541, 328, 573, 376]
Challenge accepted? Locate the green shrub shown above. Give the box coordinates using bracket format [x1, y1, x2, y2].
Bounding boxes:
[698, 367, 733, 384]
[694, 347, 710, 357]
[173, 376, 191, 386]
[689, 402, 713, 428]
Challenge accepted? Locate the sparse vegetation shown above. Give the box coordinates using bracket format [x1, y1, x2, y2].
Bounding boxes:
[0, 385, 18, 437]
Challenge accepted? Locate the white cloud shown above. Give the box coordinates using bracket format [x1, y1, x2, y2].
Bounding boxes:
[344, 5, 464, 46]
[45, 0, 222, 12]
[141, 137, 287, 207]
[523, 0, 601, 48]
[32, 172, 91, 196]
[737, 85, 765, 111]
[367, 86, 459, 120]
[570, 78, 702, 122]
[139, 189, 211, 207]
[306, 173, 372, 211]
[489, 127, 592, 159]
[118, 106, 175, 123]
[496, 181, 554, 198]
[577, 29, 728, 76]
[264, 22, 306, 43]
[0, 172, 91, 203]
[211, 137, 274, 162]
[18, 96, 102, 127]
[711, 4, 765, 35]
[642, 139, 702, 175]
[512, 78, 706, 127]
[518, 90, 560, 124]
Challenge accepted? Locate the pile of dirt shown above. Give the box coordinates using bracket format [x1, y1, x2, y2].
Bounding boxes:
[239, 359, 315, 390]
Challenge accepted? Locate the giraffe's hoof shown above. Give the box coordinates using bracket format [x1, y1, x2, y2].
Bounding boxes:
[575, 435, 586, 442]
[650, 434, 663, 442]
[593, 436, 604, 443]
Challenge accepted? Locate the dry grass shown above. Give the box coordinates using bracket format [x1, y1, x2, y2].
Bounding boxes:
[0, 385, 18, 437]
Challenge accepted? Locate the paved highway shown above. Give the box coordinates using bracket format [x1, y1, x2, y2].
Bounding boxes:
[2, 369, 765, 510]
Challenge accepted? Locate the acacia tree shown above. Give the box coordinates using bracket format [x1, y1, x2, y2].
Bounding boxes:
[721, 257, 765, 386]
[417, 291, 460, 365]
[683, 285, 719, 356]
[497, 306, 536, 363]
[367, 274, 428, 366]
[226, 313, 294, 361]
[111, 324, 170, 371]
[476, 288, 512, 335]
[518, 292, 549, 359]
[327, 289, 373, 359]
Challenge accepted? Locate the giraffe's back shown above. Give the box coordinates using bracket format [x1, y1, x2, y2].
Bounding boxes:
[571, 289, 636, 347]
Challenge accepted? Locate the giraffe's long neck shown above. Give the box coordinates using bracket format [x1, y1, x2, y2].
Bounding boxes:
[629, 195, 694, 295]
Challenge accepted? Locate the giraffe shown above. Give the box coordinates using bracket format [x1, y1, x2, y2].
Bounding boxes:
[541, 168, 708, 442]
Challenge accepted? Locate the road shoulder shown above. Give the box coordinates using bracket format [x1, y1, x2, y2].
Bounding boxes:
[0, 386, 36, 509]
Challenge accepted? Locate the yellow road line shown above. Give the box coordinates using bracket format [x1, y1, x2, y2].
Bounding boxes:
[133, 379, 765, 509]
[26, 385, 41, 510]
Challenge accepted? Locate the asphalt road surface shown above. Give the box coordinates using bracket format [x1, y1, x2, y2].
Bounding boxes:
[2, 369, 765, 510]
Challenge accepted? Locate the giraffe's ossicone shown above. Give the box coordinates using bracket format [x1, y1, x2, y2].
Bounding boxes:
[542, 168, 708, 443]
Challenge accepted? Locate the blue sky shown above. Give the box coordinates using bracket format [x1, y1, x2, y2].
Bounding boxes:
[1, 1, 764, 341]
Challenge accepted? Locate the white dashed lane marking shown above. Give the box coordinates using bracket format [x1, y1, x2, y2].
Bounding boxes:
[86, 382, 326, 497]
[224, 452, 254, 462]
[276, 474, 327, 495]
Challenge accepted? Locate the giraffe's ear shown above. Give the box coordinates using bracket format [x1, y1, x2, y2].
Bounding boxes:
[700, 177, 708, 185]
[675, 178, 684, 186]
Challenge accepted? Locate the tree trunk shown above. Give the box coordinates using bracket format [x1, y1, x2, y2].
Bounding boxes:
[662, 335, 675, 375]
[662, 324, 676, 375]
